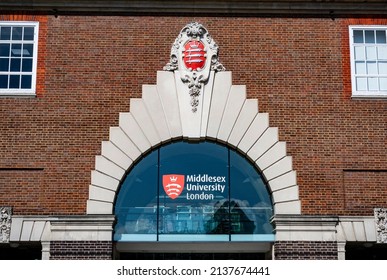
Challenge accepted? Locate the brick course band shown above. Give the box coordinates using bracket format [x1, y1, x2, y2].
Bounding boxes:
[50, 241, 113, 260]
[274, 241, 338, 260]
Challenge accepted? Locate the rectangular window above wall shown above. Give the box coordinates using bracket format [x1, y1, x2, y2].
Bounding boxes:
[0, 22, 39, 96]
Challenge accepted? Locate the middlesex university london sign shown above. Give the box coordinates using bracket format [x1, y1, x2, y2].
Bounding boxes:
[163, 174, 227, 200]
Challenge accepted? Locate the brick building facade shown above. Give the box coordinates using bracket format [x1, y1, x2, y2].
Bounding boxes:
[0, 1, 386, 260]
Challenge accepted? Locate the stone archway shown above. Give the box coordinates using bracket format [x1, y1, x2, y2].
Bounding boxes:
[86, 68, 300, 216]
[87, 22, 300, 217]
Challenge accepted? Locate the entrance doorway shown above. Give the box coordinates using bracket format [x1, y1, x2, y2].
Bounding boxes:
[114, 242, 273, 260]
[118, 252, 267, 260]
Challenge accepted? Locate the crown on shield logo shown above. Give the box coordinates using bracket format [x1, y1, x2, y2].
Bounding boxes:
[162, 174, 185, 199]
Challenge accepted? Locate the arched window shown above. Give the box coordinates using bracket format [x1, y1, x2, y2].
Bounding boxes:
[114, 141, 274, 242]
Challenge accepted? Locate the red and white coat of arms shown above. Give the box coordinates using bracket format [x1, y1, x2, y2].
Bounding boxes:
[162, 174, 185, 199]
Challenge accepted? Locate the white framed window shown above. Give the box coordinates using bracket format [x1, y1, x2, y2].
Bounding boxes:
[349, 26, 387, 98]
[0, 22, 39, 96]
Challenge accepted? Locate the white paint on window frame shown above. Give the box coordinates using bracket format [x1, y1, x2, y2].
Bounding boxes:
[349, 25, 387, 98]
[0, 21, 39, 96]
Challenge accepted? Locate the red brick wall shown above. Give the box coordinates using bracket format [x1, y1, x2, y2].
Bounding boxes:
[0, 15, 385, 216]
[50, 241, 112, 260]
[274, 241, 338, 260]
[344, 171, 387, 214]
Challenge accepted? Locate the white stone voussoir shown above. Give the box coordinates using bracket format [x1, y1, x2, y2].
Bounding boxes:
[88, 70, 300, 215]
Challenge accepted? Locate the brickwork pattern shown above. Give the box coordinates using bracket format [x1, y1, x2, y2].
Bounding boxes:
[0, 14, 385, 216]
[344, 171, 387, 214]
[274, 241, 338, 260]
[49, 241, 112, 260]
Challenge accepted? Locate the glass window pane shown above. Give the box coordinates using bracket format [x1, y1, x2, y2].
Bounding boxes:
[22, 58, 32, 72]
[9, 75, 20, 88]
[354, 46, 365, 60]
[0, 27, 11, 40]
[23, 44, 33, 57]
[355, 61, 366, 74]
[21, 75, 32, 89]
[0, 75, 8, 88]
[159, 142, 229, 236]
[368, 77, 378, 91]
[114, 141, 274, 242]
[365, 30, 375, 43]
[380, 78, 387, 90]
[378, 62, 387, 75]
[367, 61, 377, 75]
[10, 58, 21, 72]
[377, 46, 387, 60]
[366, 46, 377, 60]
[23, 27, 34, 41]
[114, 150, 158, 239]
[353, 30, 364, 43]
[356, 77, 367, 91]
[11, 44, 22, 57]
[0, 43, 10, 56]
[230, 150, 273, 235]
[11, 27, 22, 40]
[376, 30, 387, 44]
[0, 58, 9, 71]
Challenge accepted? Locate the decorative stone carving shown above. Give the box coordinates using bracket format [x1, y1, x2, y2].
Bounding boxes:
[375, 208, 387, 243]
[0, 207, 12, 243]
[164, 22, 225, 112]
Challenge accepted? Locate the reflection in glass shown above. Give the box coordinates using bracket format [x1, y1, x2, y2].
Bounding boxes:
[365, 30, 375, 43]
[376, 30, 387, 44]
[366, 46, 377, 60]
[114, 150, 158, 240]
[353, 30, 364, 43]
[355, 61, 365, 75]
[159, 141, 228, 237]
[114, 141, 274, 242]
[356, 77, 367, 91]
[23, 27, 34, 41]
[12, 27, 22, 40]
[354, 46, 365, 60]
[230, 149, 273, 234]
[368, 77, 378, 91]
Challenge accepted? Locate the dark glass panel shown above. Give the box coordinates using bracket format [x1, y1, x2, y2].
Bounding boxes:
[0, 27, 11, 40]
[229, 150, 273, 234]
[10, 58, 21, 72]
[11, 44, 22, 57]
[23, 44, 33, 57]
[0, 58, 9, 71]
[114, 150, 158, 237]
[376, 30, 387, 44]
[353, 30, 364, 43]
[9, 75, 19, 88]
[0, 75, 8, 88]
[21, 75, 32, 89]
[113, 141, 274, 241]
[22, 59, 33, 72]
[23, 27, 34, 41]
[11, 27, 22, 40]
[365, 30, 375, 44]
[0, 242, 42, 260]
[0, 43, 10, 56]
[159, 141, 229, 235]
